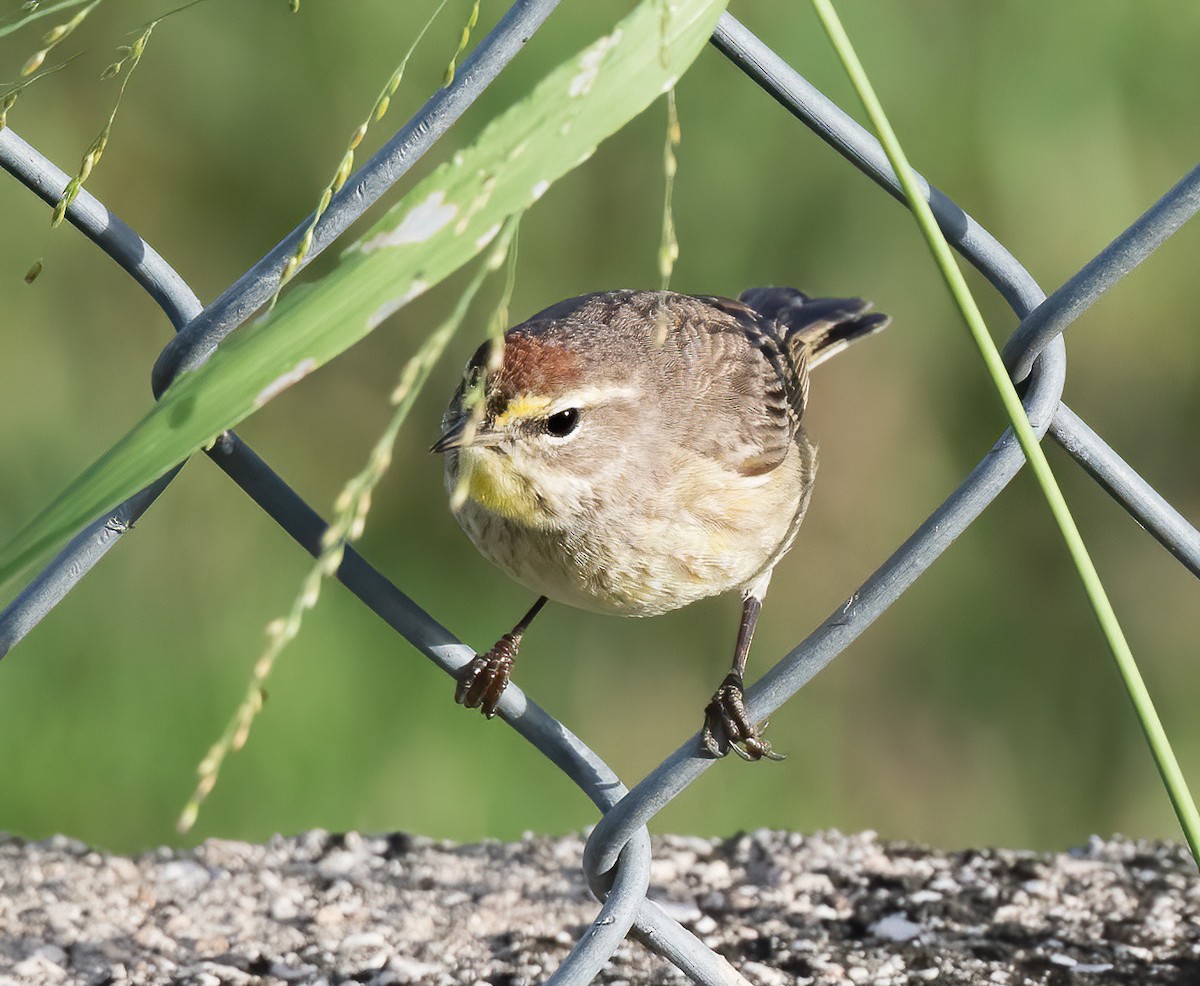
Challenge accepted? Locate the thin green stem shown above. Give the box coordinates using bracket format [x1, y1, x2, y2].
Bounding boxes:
[270, 0, 452, 310]
[658, 86, 679, 289]
[0, 1, 95, 41]
[811, 0, 1199, 864]
[443, 0, 480, 85]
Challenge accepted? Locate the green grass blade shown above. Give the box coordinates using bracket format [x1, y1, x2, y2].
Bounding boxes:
[0, 0, 729, 587]
[810, 0, 1200, 863]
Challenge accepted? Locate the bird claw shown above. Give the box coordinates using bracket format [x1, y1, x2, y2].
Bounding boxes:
[455, 598, 545, 720]
[700, 671, 786, 762]
[455, 634, 517, 718]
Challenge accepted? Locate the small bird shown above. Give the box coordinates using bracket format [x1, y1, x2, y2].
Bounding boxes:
[432, 287, 888, 760]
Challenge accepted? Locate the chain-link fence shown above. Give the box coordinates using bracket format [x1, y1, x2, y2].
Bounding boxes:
[2, 4, 1198, 984]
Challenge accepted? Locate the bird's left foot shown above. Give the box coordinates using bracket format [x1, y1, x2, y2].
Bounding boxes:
[455, 633, 518, 718]
[701, 671, 786, 762]
[455, 597, 546, 720]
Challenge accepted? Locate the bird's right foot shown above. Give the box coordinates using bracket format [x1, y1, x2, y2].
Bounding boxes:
[700, 671, 786, 762]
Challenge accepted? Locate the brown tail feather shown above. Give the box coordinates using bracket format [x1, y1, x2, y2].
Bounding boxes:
[738, 286, 890, 368]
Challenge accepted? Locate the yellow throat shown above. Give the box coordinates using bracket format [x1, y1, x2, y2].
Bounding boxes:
[457, 445, 545, 526]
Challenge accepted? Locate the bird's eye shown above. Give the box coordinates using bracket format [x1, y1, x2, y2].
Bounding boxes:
[544, 407, 580, 438]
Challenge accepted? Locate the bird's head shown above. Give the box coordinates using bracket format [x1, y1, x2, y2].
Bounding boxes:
[432, 327, 640, 528]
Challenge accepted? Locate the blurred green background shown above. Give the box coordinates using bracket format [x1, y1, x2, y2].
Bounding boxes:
[1, 1, 1197, 856]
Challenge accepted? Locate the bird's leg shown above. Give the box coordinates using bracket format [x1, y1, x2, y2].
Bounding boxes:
[456, 596, 548, 718]
[701, 592, 785, 761]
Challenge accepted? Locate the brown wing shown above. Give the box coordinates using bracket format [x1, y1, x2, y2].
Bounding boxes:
[680, 294, 809, 479]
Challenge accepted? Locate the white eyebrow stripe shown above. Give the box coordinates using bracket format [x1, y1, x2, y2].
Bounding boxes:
[552, 385, 640, 409]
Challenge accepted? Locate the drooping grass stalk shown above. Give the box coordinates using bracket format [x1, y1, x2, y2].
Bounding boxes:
[34, 0, 209, 226]
[810, 0, 1200, 864]
[658, 87, 680, 290]
[449, 217, 522, 513]
[178, 217, 521, 833]
[487, 213, 520, 342]
[50, 19, 151, 226]
[16, 0, 100, 76]
[269, 0, 453, 310]
[443, 0, 480, 86]
[0, 1, 96, 42]
[0, 0, 98, 124]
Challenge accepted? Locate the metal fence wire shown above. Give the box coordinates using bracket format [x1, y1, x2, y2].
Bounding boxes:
[2, 5, 1200, 985]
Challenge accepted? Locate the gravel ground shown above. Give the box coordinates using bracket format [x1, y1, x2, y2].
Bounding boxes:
[1, 828, 1198, 985]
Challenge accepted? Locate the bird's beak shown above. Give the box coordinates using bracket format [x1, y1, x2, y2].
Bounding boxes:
[431, 416, 502, 454]
[431, 417, 468, 454]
